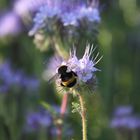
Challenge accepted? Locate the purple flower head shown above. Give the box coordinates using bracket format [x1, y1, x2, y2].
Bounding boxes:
[126, 116, 140, 129]
[22, 76, 40, 91]
[110, 105, 140, 130]
[26, 107, 54, 131]
[26, 111, 52, 130]
[61, 12, 79, 26]
[113, 106, 133, 117]
[13, 0, 49, 17]
[0, 62, 14, 89]
[29, 0, 100, 36]
[110, 116, 140, 130]
[43, 45, 101, 92]
[0, 61, 40, 93]
[0, 12, 21, 37]
[12, 70, 23, 85]
[79, 6, 100, 22]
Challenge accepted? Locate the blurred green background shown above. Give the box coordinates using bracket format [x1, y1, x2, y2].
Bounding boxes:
[0, 0, 140, 140]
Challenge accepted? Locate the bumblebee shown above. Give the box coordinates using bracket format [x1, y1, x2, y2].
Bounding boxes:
[57, 65, 77, 88]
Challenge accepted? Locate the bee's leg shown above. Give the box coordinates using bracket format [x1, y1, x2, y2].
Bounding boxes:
[61, 83, 65, 87]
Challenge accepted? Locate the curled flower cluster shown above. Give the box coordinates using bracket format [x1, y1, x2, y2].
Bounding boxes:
[67, 45, 100, 83]
[29, 0, 100, 36]
[43, 44, 102, 91]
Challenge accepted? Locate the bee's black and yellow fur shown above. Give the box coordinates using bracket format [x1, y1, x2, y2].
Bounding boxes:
[58, 65, 77, 88]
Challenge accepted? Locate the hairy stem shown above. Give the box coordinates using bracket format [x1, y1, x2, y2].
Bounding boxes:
[78, 93, 87, 140]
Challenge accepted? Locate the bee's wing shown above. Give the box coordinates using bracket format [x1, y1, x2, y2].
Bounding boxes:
[48, 73, 59, 84]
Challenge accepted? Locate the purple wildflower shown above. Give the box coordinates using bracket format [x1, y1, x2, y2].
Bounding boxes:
[22, 76, 40, 91]
[0, 12, 21, 37]
[26, 111, 52, 130]
[25, 105, 61, 130]
[110, 106, 140, 130]
[13, 0, 49, 17]
[44, 45, 102, 92]
[29, 0, 100, 36]
[0, 61, 40, 93]
[110, 116, 140, 130]
[113, 106, 133, 117]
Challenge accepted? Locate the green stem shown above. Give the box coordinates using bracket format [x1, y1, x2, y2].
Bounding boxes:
[77, 93, 87, 140]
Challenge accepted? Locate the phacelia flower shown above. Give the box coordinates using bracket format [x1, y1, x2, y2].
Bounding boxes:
[0, 12, 21, 37]
[26, 110, 52, 130]
[113, 106, 133, 117]
[44, 44, 102, 92]
[13, 0, 49, 17]
[29, 0, 100, 36]
[110, 106, 140, 130]
[0, 61, 40, 93]
[25, 105, 61, 130]
[110, 116, 140, 130]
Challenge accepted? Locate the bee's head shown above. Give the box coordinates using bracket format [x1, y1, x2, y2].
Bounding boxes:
[58, 65, 68, 74]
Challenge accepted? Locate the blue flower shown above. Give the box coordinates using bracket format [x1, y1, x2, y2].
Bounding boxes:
[0, 12, 21, 37]
[0, 61, 40, 93]
[26, 111, 52, 129]
[29, 0, 100, 36]
[13, 0, 49, 17]
[22, 77, 40, 91]
[29, 4, 61, 36]
[44, 44, 102, 92]
[113, 106, 133, 117]
[110, 106, 140, 130]
[79, 6, 100, 22]
[61, 12, 79, 26]
[25, 105, 61, 130]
